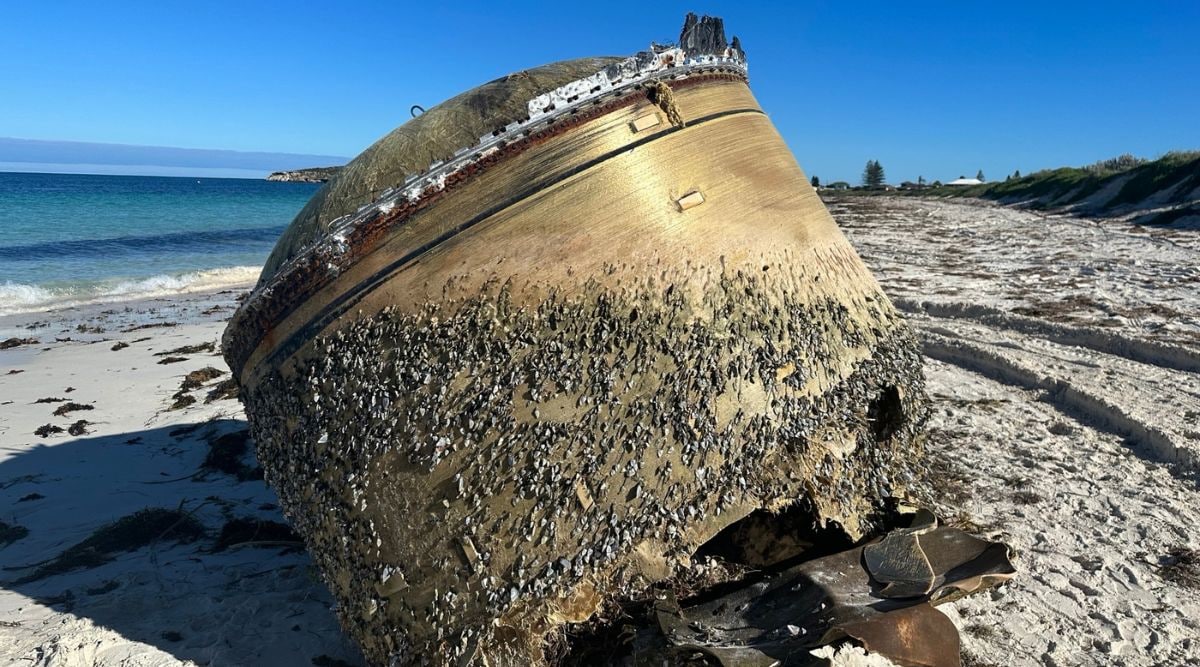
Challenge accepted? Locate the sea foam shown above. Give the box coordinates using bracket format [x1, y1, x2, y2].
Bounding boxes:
[0, 266, 260, 316]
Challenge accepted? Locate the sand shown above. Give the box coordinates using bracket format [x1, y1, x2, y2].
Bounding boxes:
[830, 195, 1200, 666]
[0, 288, 362, 666]
[1, 196, 1197, 666]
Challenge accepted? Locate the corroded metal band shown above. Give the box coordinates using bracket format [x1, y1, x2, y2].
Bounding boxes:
[225, 73, 752, 383]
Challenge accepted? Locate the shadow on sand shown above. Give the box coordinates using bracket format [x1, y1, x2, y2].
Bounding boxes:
[0, 419, 363, 666]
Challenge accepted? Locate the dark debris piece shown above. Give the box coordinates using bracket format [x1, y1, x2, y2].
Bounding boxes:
[111, 341, 130, 351]
[157, 356, 188, 365]
[1, 337, 38, 349]
[67, 420, 92, 436]
[563, 513, 1013, 667]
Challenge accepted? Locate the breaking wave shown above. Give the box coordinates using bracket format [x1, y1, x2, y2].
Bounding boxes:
[0, 266, 260, 316]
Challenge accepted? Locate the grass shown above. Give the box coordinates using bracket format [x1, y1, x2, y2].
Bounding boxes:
[973, 152, 1199, 213]
[1109, 151, 1200, 207]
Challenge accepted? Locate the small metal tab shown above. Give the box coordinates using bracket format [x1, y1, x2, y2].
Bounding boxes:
[629, 113, 662, 133]
[676, 190, 705, 211]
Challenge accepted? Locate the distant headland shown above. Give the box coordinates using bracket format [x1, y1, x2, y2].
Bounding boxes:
[266, 166, 342, 183]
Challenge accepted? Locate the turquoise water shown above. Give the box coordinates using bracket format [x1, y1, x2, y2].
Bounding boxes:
[0, 171, 318, 314]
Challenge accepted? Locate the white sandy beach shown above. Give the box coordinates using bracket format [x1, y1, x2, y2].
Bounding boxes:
[0, 287, 362, 666]
[1, 197, 1198, 666]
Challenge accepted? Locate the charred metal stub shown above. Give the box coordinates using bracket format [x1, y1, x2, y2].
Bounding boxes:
[224, 12, 947, 667]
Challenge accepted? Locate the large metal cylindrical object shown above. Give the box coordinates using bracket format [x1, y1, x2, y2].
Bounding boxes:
[225, 27, 927, 666]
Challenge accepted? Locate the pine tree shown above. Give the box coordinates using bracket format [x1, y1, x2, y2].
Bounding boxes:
[976, 169, 985, 182]
[862, 160, 885, 187]
[1014, 169, 1021, 179]
[811, 175, 820, 188]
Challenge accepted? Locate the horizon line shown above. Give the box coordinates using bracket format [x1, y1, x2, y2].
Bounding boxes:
[0, 136, 347, 174]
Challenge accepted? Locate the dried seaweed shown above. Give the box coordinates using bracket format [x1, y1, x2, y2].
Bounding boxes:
[10, 508, 205, 583]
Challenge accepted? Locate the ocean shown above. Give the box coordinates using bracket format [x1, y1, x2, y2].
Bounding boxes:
[0, 171, 319, 315]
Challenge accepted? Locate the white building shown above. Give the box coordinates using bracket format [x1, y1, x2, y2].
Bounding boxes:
[947, 177, 983, 186]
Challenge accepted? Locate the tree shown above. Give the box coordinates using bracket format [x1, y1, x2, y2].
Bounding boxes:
[862, 160, 885, 187]
[811, 175, 820, 188]
[976, 169, 985, 182]
[918, 175, 925, 186]
[1014, 169, 1021, 179]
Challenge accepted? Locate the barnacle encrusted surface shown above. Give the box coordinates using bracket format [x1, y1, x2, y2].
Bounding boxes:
[241, 263, 928, 665]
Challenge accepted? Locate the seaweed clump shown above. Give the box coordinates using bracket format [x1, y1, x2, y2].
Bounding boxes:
[181, 366, 225, 391]
[202, 430, 263, 481]
[34, 424, 64, 438]
[213, 517, 301, 551]
[156, 341, 217, 356]
[52, 402, 93, 417]
[170, 366, 227, 409]
[11, 508, 205, 583]
[205, 378, 240, 403]
[1160, 548, 1200, 589]
[0, 519, 30, 546]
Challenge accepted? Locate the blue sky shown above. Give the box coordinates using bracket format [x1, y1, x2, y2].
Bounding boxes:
[1, 1, 1196, 183]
